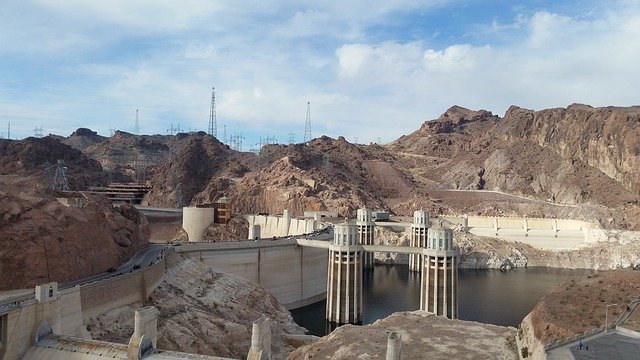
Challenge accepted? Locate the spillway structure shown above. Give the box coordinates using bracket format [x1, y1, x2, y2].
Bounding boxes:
[420, 225, 458, 318]
[326, 223, 363, 324]
[409, 210, 429, 272]
[356, 207, 375, 269]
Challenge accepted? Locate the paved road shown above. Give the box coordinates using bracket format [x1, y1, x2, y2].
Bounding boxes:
[0, 244, 167, 313]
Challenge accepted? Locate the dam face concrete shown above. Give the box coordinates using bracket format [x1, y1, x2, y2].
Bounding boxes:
[177, 240, 327, 310]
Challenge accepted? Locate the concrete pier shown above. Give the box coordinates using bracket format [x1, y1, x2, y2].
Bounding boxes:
[420, 226, 458, 318]
[326, 223, 363, 324]
[409, 210, 429, 272]
[356, 207, 375, 269]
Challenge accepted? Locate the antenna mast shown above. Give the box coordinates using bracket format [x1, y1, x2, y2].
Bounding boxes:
[304, 101, 311, 143]
[208, 86, 217, 138]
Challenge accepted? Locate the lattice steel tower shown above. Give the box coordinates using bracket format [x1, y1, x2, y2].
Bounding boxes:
[135, 109, 139, 135]
[208, 86, 217, 138]
[304, 101, 312, 142]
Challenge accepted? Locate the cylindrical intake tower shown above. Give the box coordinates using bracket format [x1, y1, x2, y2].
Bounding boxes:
[409, 210, 429, 271]
[356, 207, 375, 269]
[326, 223, 363, 324]
[420, 226, 458, 318]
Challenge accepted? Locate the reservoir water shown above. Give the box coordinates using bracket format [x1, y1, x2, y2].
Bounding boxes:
[291, 265, 594, 336]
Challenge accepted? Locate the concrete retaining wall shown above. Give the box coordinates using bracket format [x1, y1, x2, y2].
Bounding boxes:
[444, 216, 594, 231]
[181, 243, 327, 309]
[245, 214, 320, 239]
[443, 215, 599, 250]
[80, 259, 166, 321]
[1, 287, 85, 360]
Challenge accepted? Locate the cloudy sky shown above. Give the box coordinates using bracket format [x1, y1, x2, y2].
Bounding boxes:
[1, 0, 639, 148]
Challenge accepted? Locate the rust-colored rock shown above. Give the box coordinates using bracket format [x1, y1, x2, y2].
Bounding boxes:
[0, 183, 149, 290]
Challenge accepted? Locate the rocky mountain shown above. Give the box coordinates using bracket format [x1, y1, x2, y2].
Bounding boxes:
[0, 183, 149, 290]
[389, 104, 640, 229]
[60, 128, 107, 151]
[0, 135, 114, 189]
[142, 135, 252, 208]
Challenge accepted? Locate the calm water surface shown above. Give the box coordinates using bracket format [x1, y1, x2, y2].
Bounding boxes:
[291, 265, 594, 336]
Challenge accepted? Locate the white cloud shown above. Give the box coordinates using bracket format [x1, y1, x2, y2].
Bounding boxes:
[1, 0, 639, 145]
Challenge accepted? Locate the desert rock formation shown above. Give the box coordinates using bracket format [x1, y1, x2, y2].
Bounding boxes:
[88, 253, 306, 359]
[0, 183, 149, 290]
[288, 311, 517, 359]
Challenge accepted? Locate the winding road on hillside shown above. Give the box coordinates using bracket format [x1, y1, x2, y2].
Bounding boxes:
[0, 244, 167, 313]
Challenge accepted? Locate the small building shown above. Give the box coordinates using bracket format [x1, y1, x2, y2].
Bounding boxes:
[213, 195, 231, 226]
[371, 211, 390, 222]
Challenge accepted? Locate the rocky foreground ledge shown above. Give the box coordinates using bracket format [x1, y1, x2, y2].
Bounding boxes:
[288, 311, 517, 359]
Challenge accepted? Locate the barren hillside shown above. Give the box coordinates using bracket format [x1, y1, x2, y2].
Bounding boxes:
[0, 183, 149, 290]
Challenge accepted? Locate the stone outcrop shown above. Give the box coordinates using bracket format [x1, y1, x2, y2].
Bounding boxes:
[143, 136, 250, 208]
[0, 136, 109, 189]
[0, 184, 149, 290]
[287, 311, 517, 359]
[88, 254, 306, 359]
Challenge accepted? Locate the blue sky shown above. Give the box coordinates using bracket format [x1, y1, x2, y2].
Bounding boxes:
[1, 0, 639, 150]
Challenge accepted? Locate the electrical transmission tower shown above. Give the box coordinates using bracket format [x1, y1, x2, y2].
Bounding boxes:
[167, 123, 182, 135]
[266, 135, 278, 144]
[52, 160, 69, 191]
[109, 126, 116, 137]
[229, 133, 245, 151]
[304, 101, 312, 142]
[223, 125, 227, 145]
[135, 109, 140, 135]
[288, 133, 295, 144]
[33, 126, 44, 138]
[208, 86, 217, 138]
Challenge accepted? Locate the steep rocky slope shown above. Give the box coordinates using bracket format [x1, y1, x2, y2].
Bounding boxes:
[88, 254, 305, 359]
[389, 104, 640, 229]
[517, 269, 640, 359]
[142, 135, 251, 207]
[0, 136, 111, 189]
[225, 137, 404, 216]
[0, 183, 149, 290]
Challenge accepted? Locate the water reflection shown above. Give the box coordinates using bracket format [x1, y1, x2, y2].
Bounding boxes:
[291, 265, 595, 336]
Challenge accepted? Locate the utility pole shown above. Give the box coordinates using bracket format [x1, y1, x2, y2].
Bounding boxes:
[7, 122, 10, 140]
[208, 86, 217, 138]
[304, 101, 311, 143]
